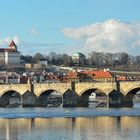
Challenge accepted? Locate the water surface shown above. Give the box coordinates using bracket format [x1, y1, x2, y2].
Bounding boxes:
[0, 106, 140, 140]
[0, 116, 140, 140]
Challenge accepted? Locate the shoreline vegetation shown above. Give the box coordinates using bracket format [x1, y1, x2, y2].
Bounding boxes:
[0, 51, 139, 72]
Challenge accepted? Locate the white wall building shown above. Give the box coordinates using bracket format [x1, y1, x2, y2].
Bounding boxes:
[0, 41, 20, 65]
[39, 60, 48, 67]
[71, 52, 86, 66]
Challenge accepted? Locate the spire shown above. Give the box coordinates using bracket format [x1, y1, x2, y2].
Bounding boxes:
[9, 40, 17, 51]
[9, 40, 17, 47]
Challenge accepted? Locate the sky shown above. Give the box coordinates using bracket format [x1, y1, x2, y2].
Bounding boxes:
[0, 0, 140, 55]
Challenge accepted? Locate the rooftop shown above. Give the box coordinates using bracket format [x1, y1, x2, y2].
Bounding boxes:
[0, 40, 18, 52]
[72, 52, 85, 57]
[81, 70, 113, 78]
[9, 40, 17, 47]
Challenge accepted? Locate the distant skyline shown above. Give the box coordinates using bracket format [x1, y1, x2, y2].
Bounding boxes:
[0, 0, 140, 55]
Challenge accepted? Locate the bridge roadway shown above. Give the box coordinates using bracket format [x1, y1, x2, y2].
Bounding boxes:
[0, 81, 139, 96]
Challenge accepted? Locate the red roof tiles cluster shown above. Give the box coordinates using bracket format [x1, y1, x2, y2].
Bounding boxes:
[89, 70, 112, 78]
[116, 76, 127, 81]
[45, 73, 59, 80]
[65, 70, 113, 80]
[66, 71, 79, 79]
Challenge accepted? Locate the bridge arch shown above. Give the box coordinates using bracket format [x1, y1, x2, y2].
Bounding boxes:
[0, 90, 21, 107]
[79, 88, 108, 107]
[122, 87, 140, 107]
[124, 87, 140, 106]
[79, 88, 107, 96]
[125, 86, 140, 96]
[0, 89, 22, 98]
[38, 89, 62, 107]
[38, 89, 62, 97]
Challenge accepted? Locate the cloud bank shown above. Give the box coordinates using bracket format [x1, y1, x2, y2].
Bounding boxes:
[62, 19, 140, 55]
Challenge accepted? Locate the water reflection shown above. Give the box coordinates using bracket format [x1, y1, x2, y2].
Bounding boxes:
[0, 117, 140, 140]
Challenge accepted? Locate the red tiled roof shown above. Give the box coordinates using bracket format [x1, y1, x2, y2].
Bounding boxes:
[117, 76, 127, 81]
[45, 73, 59, 80]
[66, 71, 78, 79]
[9, 40, 17, 47]
[0, 48, 18, 52]
[81, 70, 113, 78]
[92, 70, 112, 78]
[65, 70, 113, 81]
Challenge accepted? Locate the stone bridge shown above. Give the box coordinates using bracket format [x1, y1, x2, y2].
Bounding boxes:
[0, 81, 140, 107]
[0, 81, 139, 96]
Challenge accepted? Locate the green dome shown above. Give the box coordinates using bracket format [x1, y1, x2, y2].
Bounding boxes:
[72, 52, 85, 57]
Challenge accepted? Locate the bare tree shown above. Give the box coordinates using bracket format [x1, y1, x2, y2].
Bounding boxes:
[118, 52, 129, 66]
[33, 53, 44, 62]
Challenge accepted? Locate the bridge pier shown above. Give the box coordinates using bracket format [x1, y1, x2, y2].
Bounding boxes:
[108, 80, 134, 107]
[63, 89, 80, 107]
[109, 90, 133, 107]
[0, 97, 9, 107]
[22, 90, 39, 107]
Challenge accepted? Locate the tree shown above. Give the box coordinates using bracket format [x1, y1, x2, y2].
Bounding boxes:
[88, 51, 105, 67]
[135, 55, 140, 65]
[118, 52, 129, 66]
[25, 55, 34, 63]
[33, 53, 44, 63]
[48, 52, 57, 65]
[62, 54, 71, 66]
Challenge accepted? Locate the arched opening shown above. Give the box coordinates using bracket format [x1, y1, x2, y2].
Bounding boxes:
[125, 88, 140, 107]
[0, 90, 21, 107]
[38, 90, 62, 107]
[63, 89, 79, 107]
[80, 88, 108, 107]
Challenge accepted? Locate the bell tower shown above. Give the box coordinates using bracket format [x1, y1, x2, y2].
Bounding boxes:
[9, 40, 17, 51]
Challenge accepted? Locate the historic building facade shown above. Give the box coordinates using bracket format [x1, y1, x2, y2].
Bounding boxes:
[0, 41, 20, 65]
[71, 52, 86, 66]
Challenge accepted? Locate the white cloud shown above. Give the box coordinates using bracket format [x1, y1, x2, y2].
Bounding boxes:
[62, 19, 140, 55]
[30, 28, 39, 36]
[13, 36, 20, 45]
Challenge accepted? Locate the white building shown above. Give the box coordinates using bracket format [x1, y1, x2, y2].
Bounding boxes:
[71, 52, 86, 66]
[39, 59, 48, 67]
[0, 41, 20, 65]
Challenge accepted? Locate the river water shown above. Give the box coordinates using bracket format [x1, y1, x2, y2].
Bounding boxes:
[0, 105, 140, 140]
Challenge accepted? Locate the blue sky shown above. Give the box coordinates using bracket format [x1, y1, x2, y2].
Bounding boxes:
[0, 0, 140, 55]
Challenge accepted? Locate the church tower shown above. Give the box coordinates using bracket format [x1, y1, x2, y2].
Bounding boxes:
[9, 40, 17, 51]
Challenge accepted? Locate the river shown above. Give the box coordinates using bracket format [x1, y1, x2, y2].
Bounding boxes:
[0, 105, 140, 140]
